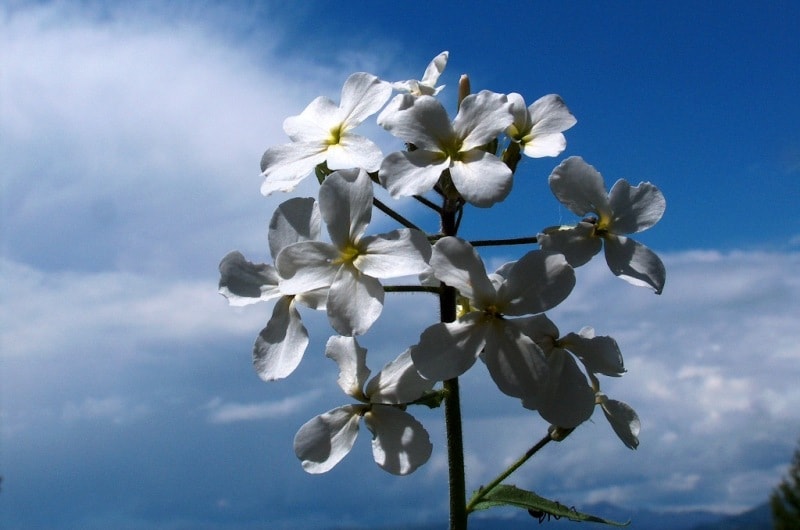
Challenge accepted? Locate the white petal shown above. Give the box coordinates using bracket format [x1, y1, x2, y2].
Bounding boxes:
[295, 287, 328, 310]
[603, 235, 666, 294]
[356, 229, 432, 278]
[522, 134, 566, 158]
[607, 179, 666, 234]
[523, 349, 594, 428]
[449, 151, 513, 207]
[294, 405, 363, 474]
[410, 314, 488, 382]
[378, 94, 454, 151]
[548, 156, 611, 218]
[420, 51, 448, 88]
[253, 297, 309, 381]
[283, 96, 341, 141]
[482, 320, 548, 400]
[218, 251, 280, 306]
[318, 168, 373, 249]
[506, 92, 531, 141]
[453, 90, 512, 151]
[561, 330, 625, 376]
[537, 223, 601, 267]
[339, 72, 392, 126]
[528, 94, 576, 137]
[499, 250, 575, 316]
[366, 349, 435, 404]
[259, 142, 327, 195]
[268, 198, 321, 261]
[600, 397, 640, 449]
[276, 241, 339, 294]
[327, 134, 385, 173]
[430, 237, 496, 306]
[364, 405, 432, 475]
[325, 336, 370, 399]
[326, 265, 384, 336]
[378, 150, 449, 198]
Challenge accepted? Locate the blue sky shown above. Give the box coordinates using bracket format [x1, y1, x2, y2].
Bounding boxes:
[1, 1, 799, 529]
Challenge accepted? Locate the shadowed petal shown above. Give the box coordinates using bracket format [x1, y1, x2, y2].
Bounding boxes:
[482, 320, 548, 400]
[453, 90, 512, 151]
[259, 141, 327, 195]
[294, 405, 363, 473]
[325, 336, 370, 399]
[523, 349, 595, 428]
[253, 297, 309, 381]
[410, 313, 488, 382]
[600, 397, 640, 449]
[548, 156, 611, 218]
[268, 198, 321, 260]
[378, 94, 454, 150]
[327, 265, 384, 336]
[218, 251, 280, 305]
[379, 150, 448, 198]
[364, 405, 432, 475]
[449, 150, 513, 207]
[538, 222, 601, 267]
[366, 350, 435, 404]
[430, 237, 495, 306]
[276, 241, 339, 294]
[500, 250, 575, 316]
[603, 235, 666, 294]
[562, 328, 625, 376]
[356, 229, 431, 278]
[319, 168, 373, 249]
[608, 179, 666, 234]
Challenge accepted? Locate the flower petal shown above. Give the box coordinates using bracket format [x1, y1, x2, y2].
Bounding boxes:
[561, 328, 625, 376]
[378, 150, 449, 198]
[482, 320, 548, 400]
[366, 349, 435, 404]
[453, 90, 512, 151]
[528, 94, 578, 137]
[364, 405, 432, 475]
[410, 314, 488, 382]
[599, 396, 640, 449]
[548, 156, 611, 218]
[430, 237, 496, 306]
[607, 179, 666, 234]
[327, 265, 384, 336]
[318, 168, 372, 249]
[449, 151, 513, 207]
[356, 229, 432, 278]
[327, 134, 385, 173]
[339, 72, 392, 126]
[283, 96, 341, 141]
[325, 336, 370, 399]
[218, 251, 280, 306]
[420, 51, 448, 90]
[275, 241, 339, 294]
[378, 94, 454, 151]
[253, 296, 309, 381]
[537, 222, 602, 267]
[500, 250, 575, 316]
[294, 405, 363, 474]
[522, 349, 595, 428]
[268, 198, 321, 261]
[259, 142, 327, 195]
[603, 235, 666, 294]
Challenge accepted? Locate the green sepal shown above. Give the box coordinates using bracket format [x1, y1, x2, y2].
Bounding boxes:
[469, 484, 629, 526]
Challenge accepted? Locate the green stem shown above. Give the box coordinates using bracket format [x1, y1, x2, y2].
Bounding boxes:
[372, 197, 421, 231]
[382, 285, 441, 294]
[440, 199, 467, 530]
[466, 432, 552, 513]
[470, 236, 538, 247]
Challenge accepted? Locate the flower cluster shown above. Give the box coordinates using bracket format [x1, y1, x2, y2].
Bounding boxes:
[219, 51, 665, 481]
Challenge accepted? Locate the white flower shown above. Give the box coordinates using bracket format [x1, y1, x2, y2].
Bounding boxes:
[377, 90, 514, 207]
[506, 93, 576, 158]
[276, 168, 431, 336]
[293, 336, 434, 475]
[539, 156, 667, 294]
[392, 51, 449, 96]
[515, 314, 625, 428]
[218, 198, 326, 381]
[260, 72, 392, 195]
[410, 237, 575, 401]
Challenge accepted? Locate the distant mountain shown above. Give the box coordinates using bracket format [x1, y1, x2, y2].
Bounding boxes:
[333, 500, 773, 530]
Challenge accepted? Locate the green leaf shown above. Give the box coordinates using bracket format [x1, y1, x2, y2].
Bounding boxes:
[469, 484, 629, 526]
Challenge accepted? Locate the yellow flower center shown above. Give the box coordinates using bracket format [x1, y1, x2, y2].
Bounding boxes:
[334, 244, 361, 265]
[326, 123, 344, 146]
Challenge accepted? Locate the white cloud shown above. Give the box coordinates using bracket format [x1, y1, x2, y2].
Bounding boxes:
[205, 391, 322, 424]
